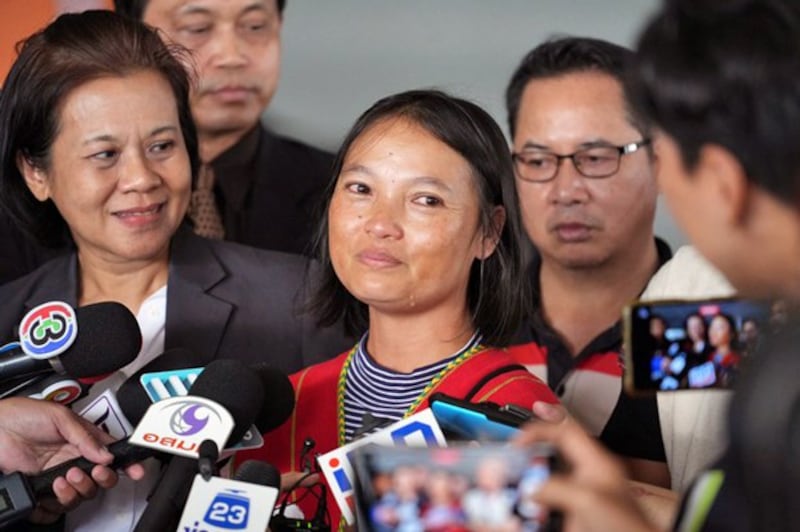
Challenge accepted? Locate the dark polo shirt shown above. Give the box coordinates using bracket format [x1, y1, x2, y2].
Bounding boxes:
[509, 238, 672, 461]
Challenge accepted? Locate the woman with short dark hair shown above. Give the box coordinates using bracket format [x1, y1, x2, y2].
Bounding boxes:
[238, 89, 559, 528]
[0, 10, 349, 529]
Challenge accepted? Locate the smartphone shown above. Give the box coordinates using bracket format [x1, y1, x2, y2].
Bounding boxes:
[351, 442, 561, 532]
[429, 392, 533, 442]
[623, 297, 777, 393]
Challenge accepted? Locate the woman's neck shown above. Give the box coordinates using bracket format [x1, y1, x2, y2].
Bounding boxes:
[77, 248, 169, 315]
[365, 305, 475, 374]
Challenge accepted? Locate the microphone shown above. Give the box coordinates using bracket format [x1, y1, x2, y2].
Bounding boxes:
[234, 460, 281, 489]
[176, 460, 282, 531]
[0, 301, 141, 385]
[113, 347, 202, 428]
[133, 358, 266, 532]
[75, 347, 201, 439]
[28, 349, 206, 498]
[0, 357, 294, 530]
[198, 440, 219, 481]
[38, 355, 293, 494]
[0, 358, 265, 530]
[250, 362, 295, 434]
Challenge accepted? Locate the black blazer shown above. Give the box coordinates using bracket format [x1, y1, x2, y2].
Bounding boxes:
[215, 126, 334, 256]
[0, 227, 352, 374]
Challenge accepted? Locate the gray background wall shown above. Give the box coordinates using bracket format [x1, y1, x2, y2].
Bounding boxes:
[265, 0, 687, 247]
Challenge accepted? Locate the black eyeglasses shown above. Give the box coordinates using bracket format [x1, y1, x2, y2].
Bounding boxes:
[512, 139, 652, 183]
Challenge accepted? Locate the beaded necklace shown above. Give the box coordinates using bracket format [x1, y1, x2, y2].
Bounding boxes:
[336, 339, 485, 446]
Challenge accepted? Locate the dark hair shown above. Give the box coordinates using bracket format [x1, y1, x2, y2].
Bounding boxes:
[114, 0, 286, 20]
[505, 36, 650, 139]
[309, 89, 529, 346]
[709, 312, 738, 349]
[628, 0, 800, 207]
[742, 317, 759, 328]
[0, 10, 199, 248]
[683, 312, 707, 335]
[729, 311, 800, 531]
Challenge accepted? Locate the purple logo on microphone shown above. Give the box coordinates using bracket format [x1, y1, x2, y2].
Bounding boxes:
[168, 400, 223, 436]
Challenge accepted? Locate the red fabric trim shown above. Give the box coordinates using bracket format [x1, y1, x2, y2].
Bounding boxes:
[237, 346, 560, 526]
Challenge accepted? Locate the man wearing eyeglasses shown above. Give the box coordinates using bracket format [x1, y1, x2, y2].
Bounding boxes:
[505, 37, 672, 487]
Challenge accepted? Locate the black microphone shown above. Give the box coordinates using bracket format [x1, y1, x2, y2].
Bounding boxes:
[234, 460, 281, 489]
[197, 440, 219, 481]
[250, 362, 295, 434]
[0, 302, 141, 385]
[0, 356, 293, 529]
[28, 348, 204, 498]
[32, 354, 290, 499]
[133, 358, 266, 532]
[114, 347, 202, 428]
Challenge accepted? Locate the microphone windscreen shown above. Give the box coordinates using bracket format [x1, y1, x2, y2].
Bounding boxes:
[251, 363, 295, 434]
[188, 358, 265, 445]
[116, 348, 200, 425]
[58, 302, 141, 377]
[198, 439, 219, 462]
[234, 460, 281, 489]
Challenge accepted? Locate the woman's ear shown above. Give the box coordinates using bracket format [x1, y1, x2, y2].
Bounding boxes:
[696, 144, 750, 226]
[477, 206, 506, 260]
[16, 153, 50, 201]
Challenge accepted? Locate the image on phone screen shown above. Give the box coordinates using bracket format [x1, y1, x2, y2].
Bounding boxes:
[624, 298, 783, 392]
[352, 444, 557, 532]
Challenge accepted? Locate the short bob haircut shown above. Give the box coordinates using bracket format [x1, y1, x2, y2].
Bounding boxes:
[0, 10, 199, 248]
[505, 36, 651, 140]
[114, 0, 286, 21]
[628, 0, 800, 207]
[309, 89, 530, 346]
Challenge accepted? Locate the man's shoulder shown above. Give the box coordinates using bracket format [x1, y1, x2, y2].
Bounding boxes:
[643, 245, 735, 301]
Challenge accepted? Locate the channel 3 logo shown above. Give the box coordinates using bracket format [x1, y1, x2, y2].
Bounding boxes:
[202, 489, 251, 530]
[19, 301, 77, 359]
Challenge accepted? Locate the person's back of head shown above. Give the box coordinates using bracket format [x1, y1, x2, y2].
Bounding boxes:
[629, 0, 800, 206]
[629, 0, 800, 300]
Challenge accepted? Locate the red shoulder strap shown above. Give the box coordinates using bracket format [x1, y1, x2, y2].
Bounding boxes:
[414, 347, 558, 411]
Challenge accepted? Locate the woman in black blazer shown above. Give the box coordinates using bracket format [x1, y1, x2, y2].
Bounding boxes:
[0, 11, 349, 529]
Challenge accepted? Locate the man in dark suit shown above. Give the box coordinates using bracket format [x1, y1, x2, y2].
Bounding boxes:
[119, 0, 334, 255]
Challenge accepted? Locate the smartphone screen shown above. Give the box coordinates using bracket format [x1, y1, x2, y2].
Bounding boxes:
[352, 443, 559, 532]
[624, 298, 780, 393]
